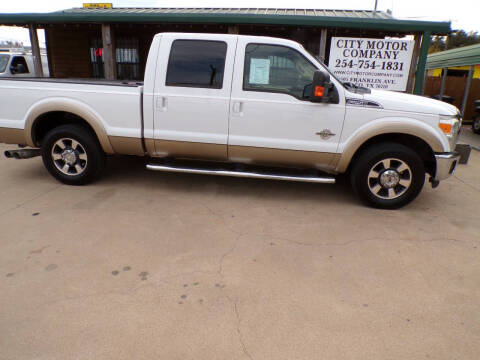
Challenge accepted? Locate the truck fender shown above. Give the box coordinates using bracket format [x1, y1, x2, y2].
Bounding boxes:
[335, 117, 448, 173]
[24, 97, 114, 154]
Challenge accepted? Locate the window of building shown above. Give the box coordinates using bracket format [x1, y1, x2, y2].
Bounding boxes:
[243, 44, 316, 99]
[166, 40, 227, 89]
[89, 37, 140, 80]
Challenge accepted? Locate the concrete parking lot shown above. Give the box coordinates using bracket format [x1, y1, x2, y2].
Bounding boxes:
[1, 129, 479, 360]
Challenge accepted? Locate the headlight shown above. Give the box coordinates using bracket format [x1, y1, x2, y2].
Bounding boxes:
[439, 114, 461, 150]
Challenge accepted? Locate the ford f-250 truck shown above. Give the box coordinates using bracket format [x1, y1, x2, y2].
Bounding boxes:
[0, 33, 461, 209]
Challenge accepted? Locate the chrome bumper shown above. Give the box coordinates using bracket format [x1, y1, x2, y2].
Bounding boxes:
[434, 152, 460, 181]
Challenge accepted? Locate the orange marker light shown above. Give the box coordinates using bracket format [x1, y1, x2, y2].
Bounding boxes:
[439, 123, 452, 134]
[314, 86, 324, 97]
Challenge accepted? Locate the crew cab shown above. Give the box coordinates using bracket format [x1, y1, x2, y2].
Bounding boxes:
[0, 33, 462, 209]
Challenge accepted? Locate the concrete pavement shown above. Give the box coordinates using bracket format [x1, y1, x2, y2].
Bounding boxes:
[0, 142, 479, 360]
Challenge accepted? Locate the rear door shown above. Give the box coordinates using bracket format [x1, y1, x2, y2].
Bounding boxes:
[152, 33, 237, 160]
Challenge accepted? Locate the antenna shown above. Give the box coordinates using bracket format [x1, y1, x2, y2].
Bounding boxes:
[374, 0, 378, 13]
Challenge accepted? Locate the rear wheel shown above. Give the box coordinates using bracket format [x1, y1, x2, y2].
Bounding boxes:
[41, 124, 105, 185]
[472, 114, 480, 134]
[350, 143, 425, 209]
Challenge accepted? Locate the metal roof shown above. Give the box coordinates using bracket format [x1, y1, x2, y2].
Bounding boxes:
[426, 43, 480, 69]
[0, 7, 450, 34]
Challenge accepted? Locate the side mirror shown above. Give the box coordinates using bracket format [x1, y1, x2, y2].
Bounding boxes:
[309, 70, 339, 104]
[9, 65, 17, 74]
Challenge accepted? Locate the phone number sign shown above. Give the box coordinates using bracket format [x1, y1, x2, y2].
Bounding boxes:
[328, 37, 414, 91]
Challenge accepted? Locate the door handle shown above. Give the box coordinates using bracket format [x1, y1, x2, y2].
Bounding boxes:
[232, 101, 243, 115]
[156, 96, 168, 111]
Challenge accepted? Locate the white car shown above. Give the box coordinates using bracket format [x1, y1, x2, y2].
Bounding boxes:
[0, 33, 461, 209]
[0, 51, 49, 77]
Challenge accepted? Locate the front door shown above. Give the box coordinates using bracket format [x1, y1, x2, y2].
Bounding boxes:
[152, 34, 237, 160]
[228, 38, 345, 171]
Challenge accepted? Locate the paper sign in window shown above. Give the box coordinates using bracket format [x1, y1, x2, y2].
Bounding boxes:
[249, 58, 270, 84]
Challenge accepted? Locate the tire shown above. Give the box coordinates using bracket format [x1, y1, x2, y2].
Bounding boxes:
[350, 142, 425, 209]
[472, 115, 480, 134]
[41, 124, 105, 185]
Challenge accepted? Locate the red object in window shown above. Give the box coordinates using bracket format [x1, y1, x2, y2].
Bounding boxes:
[314, 86, 324, 97]
[94, 48, 104, 57]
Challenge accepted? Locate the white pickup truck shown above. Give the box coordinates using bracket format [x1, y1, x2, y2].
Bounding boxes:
[0, 33, 461, 209]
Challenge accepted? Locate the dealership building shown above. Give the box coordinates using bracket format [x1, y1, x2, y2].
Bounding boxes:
[0, 6, 450, 94]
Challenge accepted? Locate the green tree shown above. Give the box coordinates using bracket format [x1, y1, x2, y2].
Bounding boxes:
[429, 30, 480, 53]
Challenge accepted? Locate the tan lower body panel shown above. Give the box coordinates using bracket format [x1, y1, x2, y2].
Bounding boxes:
[152, 139, 227, 161]
[148, 139, 337, 172]
[228, 145, 337, 172]
[109, 136, 144, 156]
[0, 127, 26, 145]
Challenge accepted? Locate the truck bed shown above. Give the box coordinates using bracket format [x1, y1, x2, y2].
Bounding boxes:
[0, 77, 144, 146]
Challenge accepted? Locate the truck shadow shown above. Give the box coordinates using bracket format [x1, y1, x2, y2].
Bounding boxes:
[100, 155, 357, 206]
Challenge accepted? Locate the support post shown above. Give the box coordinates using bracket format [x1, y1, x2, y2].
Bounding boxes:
[318, 28, 327, 63]
[413, 31, 431, 95]
[101, 23, 117, 80]
[461, 66, 474, 118]
[28, 23, 44, 77]
[439, 68, 447, 98]
[406, 33, 421, 93]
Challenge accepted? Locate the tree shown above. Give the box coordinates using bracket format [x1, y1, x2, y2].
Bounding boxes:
[428, 30, 480, 54]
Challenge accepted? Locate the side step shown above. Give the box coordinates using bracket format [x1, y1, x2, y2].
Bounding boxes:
[146, 163, 335, 184]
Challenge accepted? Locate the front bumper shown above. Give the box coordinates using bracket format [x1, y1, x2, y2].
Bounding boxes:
[433, 152, 460, 181]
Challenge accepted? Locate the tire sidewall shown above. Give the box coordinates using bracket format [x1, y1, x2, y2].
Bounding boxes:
[351, 143, 425, 209]
[42, 125, 104, 185]
[473, 115, 480, 134]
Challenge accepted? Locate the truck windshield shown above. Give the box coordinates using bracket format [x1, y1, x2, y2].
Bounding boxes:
[0, 54, 9, 73]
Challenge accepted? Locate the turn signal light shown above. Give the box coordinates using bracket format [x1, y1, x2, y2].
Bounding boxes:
[439, 123, 452, 134]
[314, 86, 324, 97]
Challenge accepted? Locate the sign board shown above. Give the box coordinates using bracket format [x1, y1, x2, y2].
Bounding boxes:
[83, 3, 113, 9]
[328, 37, 414, 91]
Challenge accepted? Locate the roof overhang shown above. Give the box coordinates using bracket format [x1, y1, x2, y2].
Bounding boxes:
[427, 44, 480, 69]
[0, 8, 451, 35]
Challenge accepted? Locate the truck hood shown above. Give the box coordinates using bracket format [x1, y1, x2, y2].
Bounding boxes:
[363, 89, 459, 116]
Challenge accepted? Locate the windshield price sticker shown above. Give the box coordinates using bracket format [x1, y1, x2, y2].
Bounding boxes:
[328, 37, 414, 91]
[249, 58, 270, 85]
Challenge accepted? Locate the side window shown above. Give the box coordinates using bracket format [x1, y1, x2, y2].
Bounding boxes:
[11, 56, 29, 74]
[166, 40, 227, 89]
[243, 44, 316, 99]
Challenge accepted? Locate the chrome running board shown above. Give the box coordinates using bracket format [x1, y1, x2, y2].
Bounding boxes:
[146, 163, 335, 184]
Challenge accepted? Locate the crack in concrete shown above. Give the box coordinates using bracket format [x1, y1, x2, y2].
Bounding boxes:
[228, 297, 253, 360]
[268, 235, 469, 248]
[218, 239, 239, 278]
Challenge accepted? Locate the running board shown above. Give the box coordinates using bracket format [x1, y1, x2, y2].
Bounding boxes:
[146, 164, 335, 184]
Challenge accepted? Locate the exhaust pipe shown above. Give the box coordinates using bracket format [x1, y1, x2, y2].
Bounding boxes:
[4, 148, 42, 160]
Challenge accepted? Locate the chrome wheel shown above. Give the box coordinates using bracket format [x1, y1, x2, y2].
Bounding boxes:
[51, 138, 88, 176]
[367, 158, 412, 200]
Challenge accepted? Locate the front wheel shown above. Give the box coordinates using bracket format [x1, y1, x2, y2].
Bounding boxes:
[42, 124, 105, 185]
[350, 143, 425, 209]
[472, 114, 480, 134]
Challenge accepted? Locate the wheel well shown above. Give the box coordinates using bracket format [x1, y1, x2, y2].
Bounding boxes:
[348, 133, 436, 176]
[31, 111, 97, 147]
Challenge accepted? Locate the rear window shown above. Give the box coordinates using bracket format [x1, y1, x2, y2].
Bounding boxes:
[166, 40, 227, 89]
[0, 54, 9, 73]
